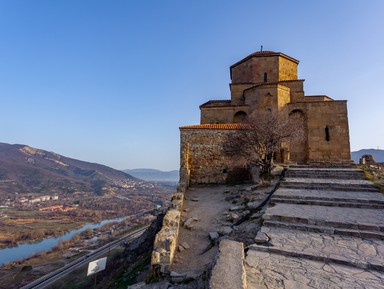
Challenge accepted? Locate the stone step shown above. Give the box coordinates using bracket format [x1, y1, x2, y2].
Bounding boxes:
[280, 178, 379, 192]
[285, 169, 366, 180]
[271, 187, 384, 208]
[289, 162, 355, 168]
[271, 197, 384, 209]
[263, 220, 384, 240]
[273, 188, 384, 202]
[280, 183, 379, 192]
[246, 250, 384, 289]
[250, 227, 384, 271]
[263, 203, 384, 233]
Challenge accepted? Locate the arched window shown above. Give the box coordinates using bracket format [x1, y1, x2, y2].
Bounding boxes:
[289, 109, 306, 164]
[289, 109, 305, 119]
[264, 72, 268, 83]
[233, 111, 247, 123]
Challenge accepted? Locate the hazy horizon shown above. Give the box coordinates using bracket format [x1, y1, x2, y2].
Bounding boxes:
[1, 1, 383, 171]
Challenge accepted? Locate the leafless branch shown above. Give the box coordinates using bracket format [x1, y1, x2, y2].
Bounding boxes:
[223, 109, 305, 178]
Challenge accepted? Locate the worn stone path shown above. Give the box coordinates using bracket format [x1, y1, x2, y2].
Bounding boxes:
[246, 166, 384, 289]
[246, 250, 384, 289]
[263, 203, 384, 230]
[251, 227, 384, 270]
[170, 185, 232, 275]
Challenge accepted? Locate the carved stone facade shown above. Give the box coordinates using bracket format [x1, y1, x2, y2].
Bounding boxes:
[179, 51, 351, 187]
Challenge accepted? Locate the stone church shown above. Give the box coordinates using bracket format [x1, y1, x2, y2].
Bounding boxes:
[179, 50, 351, 188]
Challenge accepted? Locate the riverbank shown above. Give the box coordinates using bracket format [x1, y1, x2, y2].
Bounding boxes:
[0, 214, 155, 289]
[0, 206, 136, 250]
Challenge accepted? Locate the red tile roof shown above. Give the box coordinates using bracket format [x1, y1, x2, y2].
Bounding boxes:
[180, 124, 250, 130]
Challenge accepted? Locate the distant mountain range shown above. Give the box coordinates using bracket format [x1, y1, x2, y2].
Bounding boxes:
[351, 149, 384, 163]
[124, 168, 179, 183]
[0, 142, 144, 197]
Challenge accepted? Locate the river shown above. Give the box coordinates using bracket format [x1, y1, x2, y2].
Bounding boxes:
[0, 216, 128, 266]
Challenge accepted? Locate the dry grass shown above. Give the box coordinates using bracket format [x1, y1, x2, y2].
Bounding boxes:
[0, 208, 85, 248]
[359, 165, 384, 192]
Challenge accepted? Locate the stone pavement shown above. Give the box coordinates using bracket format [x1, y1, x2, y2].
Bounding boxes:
[246, 166, 384, 289]
[246, 250, 384, 289]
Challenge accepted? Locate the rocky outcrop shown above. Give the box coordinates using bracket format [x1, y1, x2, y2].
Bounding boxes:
[151, 193, 184, 273]
[360, 154, 376, 165]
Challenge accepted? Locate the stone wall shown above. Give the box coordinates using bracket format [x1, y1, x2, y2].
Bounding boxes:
[230, 53, 298, 84]
[179, 126, 250, 190]
[151, 192, 184, 273]
[231, 55, 280, 83]
[288, 100, 351, 162]
[200, 105, 248, 124]
[230, 83, 256, 103]
[279, 56, 298, 81]
[243, 84, 291, 112]
[280, 80, 305, 102]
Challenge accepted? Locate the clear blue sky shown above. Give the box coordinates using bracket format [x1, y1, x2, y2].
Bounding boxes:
[0, 1, 383, 171]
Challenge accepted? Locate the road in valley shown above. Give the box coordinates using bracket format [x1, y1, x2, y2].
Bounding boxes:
[20, 225, 149, 289]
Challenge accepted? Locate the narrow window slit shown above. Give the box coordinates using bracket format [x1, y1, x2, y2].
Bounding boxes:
[325, 126, 330, 141]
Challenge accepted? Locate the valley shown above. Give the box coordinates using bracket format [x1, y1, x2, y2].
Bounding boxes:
[0, 215, 153, 289]
[0, 143, 175, 289]
[0, 143, 174, 249]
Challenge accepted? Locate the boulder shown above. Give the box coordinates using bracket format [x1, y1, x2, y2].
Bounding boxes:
[180, 242, 190, 249]
[218, 226, 233, 236]
[255, 231, 270, 244]
[229, 205, 243, 211]
[209, 231, 220, 241]
[183, 216, 198, 230]
[170, 271, 187, 283]
[247, 201, 261, 209]
[227, 212, 239, 222]
[127, 282, 146, 289]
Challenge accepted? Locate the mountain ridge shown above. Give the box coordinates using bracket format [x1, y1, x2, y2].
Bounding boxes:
[0, 142, 145, 197]
[124, 168, 179, 183]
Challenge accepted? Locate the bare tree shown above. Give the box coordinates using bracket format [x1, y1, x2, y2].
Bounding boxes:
[223, 109, 305, 179]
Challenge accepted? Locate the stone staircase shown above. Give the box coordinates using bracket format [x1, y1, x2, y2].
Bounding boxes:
[263, 204, 384, 240]
[279, 169, 379, 193]
[284, 167, 366, 179]
[245, 165, 384, 288]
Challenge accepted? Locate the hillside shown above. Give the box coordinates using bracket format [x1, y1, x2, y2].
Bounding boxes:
[351, 149, 384, 163]
[124, 168, 179, 183]
[0, 142, 167, 199]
